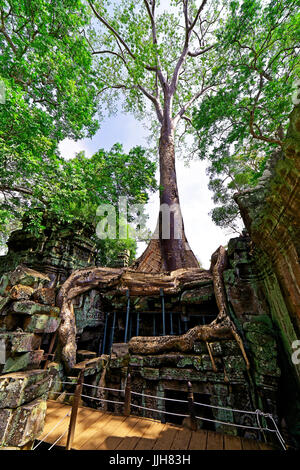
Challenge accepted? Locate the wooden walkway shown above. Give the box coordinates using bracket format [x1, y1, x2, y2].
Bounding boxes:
[38, 401, 274, 451]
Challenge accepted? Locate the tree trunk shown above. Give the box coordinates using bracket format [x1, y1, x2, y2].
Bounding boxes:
[133, 120, 199, 272]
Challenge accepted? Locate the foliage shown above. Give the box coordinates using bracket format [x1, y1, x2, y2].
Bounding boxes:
[192, 0, 300, 232]
[0, 1, 158, 264]
[0, 142, 157, 258]
[0, 0, 100, 237]
[86, 0, 225, 143]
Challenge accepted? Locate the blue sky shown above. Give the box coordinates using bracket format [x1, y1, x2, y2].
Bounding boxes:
[59, 110, 236, 269]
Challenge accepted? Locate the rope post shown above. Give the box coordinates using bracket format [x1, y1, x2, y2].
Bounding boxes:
[123, 372, 131, 417]
[187, 381, 197, 431]
[65, 367, 85, 450]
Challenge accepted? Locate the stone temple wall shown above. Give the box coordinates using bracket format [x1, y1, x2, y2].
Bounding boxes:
[0, 266, 57, 449]
[235, 105, 300, 443]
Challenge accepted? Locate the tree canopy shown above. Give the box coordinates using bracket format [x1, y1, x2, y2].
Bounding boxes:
[192, 0, 300, 232]
[0, 0, 157, 264]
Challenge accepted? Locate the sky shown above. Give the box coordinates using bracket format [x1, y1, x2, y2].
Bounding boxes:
[59, 111, 238, 269]
[58, 0, 241, 269]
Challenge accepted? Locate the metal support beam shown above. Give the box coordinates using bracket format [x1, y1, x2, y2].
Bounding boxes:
[170, 312, 174, 335]
[136, 312, 140, 336]
[101, 313, 109, 355]
[109, 311, 116, 354]
[178, 314, 182, 335]
[124, 289, 130, 343]
[160, 288, 166, 336]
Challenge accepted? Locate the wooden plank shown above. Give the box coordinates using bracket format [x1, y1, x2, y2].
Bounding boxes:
[188, 430, 208, 450]
[39, 410, 71, 447]
[42, 402, 274, 451]
[135, 422, 167, 450]
[115, 417, 153, 450]
[258, 441, 274, 450]
[152, 427, 179, 450]
[99, 416, 142, 450]
[224, 434, 242, 450]
[171, 429, 192, 450]
[57, 406, 107, 448]
[206, 430, 224, 450]
[76, 414, 124, 450]
[39, 404, 71, 440]
[241, 437, 261, 450]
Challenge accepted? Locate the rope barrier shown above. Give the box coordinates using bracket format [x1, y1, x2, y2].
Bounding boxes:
[131, 391, 188, 403]
[47, 377, 286, 450]
[194, 414, 276, 431]
[80, 393, 124, 406]
[32, 409, 71, 450]
[82, 383, 124, 393]
[130, 403, 189, 418]
[48, 429, 68, 451]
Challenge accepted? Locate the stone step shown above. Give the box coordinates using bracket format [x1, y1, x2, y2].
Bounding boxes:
[111, 343, 129, 357]
[0, 369, 51, 408]
[76, 350, 97, 362]
[0, 396, 47, 447]
[1, 350, 44, 374]
[0, 332, 41, 354]
[23, 315, 61, 334]
[11, 300, 60, 317]
[71, 357, 105, 376]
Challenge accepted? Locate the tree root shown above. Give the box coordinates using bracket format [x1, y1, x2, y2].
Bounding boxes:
[56, 246, 250, 371]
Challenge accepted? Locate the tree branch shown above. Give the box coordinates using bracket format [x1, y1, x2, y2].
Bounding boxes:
[188, 0, 208, 33]
[174, 84, 214, 126]
[143, 0, 167, 87]
[0, 185, 48, 205]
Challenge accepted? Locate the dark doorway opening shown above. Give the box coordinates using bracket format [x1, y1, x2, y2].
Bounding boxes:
[164, 389, 188, 425]
[194, 393, 215, 431]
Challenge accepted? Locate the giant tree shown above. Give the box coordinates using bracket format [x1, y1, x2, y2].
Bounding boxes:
[87, 0, 224, 272]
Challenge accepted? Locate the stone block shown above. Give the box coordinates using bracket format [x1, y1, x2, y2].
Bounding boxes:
[0, 370, 51, 408]
[8, 265, 50, 288]
[12, 300, 60, 317]
[109, 356, 129, 368]
[219, 340, 241, 356]
[0, 275, 10, 297]
[209, 342, 223, 356]
[9, 285, 34, 301]
[2, 350, 44, 373]
[0, 396, 47, 447]
[223, 355, 247, 372]
[129, 355, 144, 367]
[71, 357, 104, 376]
[23, 315, 61, 333]
[32, 288, 56, 306]
[110, 343, 129, 358]
[0, 332, 41, 354]
[76, 350, 97, 362]
[159, 367, 207, 382]
[0, 296, 10, 313]
[193, 341, 206, 354]
[141, 368, 159, 380]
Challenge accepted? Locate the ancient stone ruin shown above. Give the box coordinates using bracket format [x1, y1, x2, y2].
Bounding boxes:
[0, 105, 299, 450]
